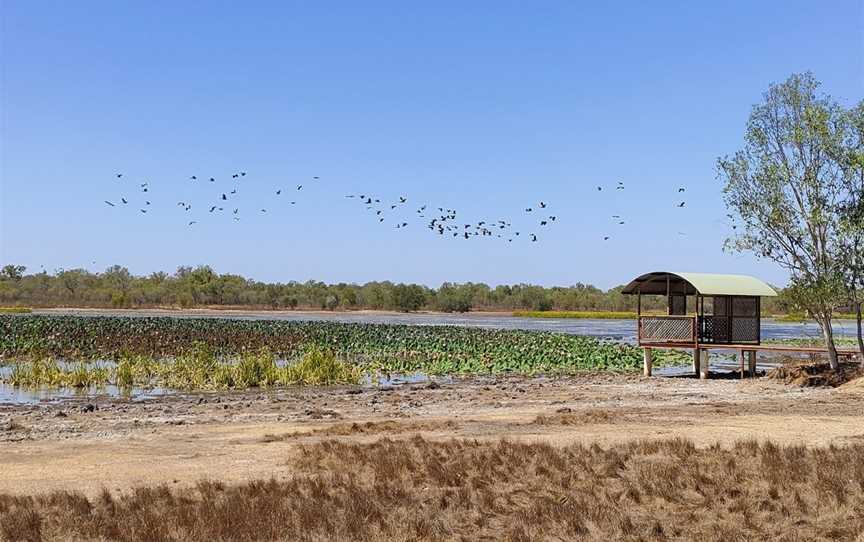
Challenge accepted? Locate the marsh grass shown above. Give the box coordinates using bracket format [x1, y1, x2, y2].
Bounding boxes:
[0, 307, 31, 314]
[2, 436, 863, 542]
[4, 346, 361, 391]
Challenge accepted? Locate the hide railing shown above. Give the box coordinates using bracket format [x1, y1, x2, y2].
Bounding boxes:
[638, 316, 697, 345]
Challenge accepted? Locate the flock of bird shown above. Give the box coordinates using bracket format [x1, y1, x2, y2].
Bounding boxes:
[103, 172, 689, 243]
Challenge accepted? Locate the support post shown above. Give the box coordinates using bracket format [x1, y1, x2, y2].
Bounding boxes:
[747, 350, 756, 378]
[692, 348, 701, 377]
[739, 349, 745, 379]
[699, 349, 709, 380]
[643, 347, 653, 377]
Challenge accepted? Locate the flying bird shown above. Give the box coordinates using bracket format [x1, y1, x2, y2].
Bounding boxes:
[188, 221, 197, 226]
[677, 202, 686, 207]
[678, 187, 686, 192]
[115, 173, 123, 178]
[276, 190, 281, 195]
[222, 194, 227, 200]
[209, 206, 217, 213]
[539, 202, 546, 208]
[121, 198, 128, 204]
[210, 177, 215, 182]
[297, 185, 303, 191]
[190, 176, 197, 180]
[104, 200, 115, 207]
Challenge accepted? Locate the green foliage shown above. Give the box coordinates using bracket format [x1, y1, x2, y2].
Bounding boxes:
[0, 264, 680, 313]
[284, 348, 362, 385]
[0, 315, 691, 381]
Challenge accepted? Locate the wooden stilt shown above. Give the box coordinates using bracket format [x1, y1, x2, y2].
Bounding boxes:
[748, 350, 757, 378]
[739, 349, 745, 379]
[692, 348, 701, 377]
[643, 348, 653, 377]
[699, 349, 709, 380]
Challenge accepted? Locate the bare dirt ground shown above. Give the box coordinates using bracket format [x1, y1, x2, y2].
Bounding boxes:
[2, 373, 863, 496]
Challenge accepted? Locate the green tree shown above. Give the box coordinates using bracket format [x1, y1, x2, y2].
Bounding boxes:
[392, 284, 426, 312]
[835, 100, 864, 363]
[0, 264, 26, 281]
[718, 73, 849, 370]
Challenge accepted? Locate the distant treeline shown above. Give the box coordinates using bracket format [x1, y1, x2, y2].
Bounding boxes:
[0, 264, 789, 314]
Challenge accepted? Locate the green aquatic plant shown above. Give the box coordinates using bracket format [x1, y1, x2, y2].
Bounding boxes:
[284, 348, 361, 386]
[0, 315, 692, 380]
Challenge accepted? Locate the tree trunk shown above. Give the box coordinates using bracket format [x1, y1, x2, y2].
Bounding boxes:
[816, 313, 840, 371]
[856, 301, 864, 368]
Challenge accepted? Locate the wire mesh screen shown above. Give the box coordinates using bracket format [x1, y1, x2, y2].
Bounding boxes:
[732, 317, 759, 342]
[640, 316, 695, 343]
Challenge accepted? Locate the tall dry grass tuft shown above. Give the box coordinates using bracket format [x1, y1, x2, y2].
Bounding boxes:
[2, 437, 864, 541]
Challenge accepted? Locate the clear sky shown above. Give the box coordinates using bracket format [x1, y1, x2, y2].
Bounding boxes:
[1, 1, 861, 289]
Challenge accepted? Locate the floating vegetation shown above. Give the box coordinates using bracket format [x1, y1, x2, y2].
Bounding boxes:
[0, 315, 691, 388]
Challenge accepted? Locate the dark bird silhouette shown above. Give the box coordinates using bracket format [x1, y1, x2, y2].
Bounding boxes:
[233, 208, 238, 214]
[140, 209, 147, 214]
[146, 201, 151, 205]
[531, 234, 538, 242]
[390, 205, 397, 210]
[603, 236, 610, 241]
[104, 200, 115, 207]
[678, 187, 686, 192]
[597, 186, 602, 191]
[121, 198, 128, 204]
[539, 202, 546, 208]
[290, 201, 296, 205]
[232, 174, 239, 179]
[240, 172, 247, 177]
[142, 188, 148, 193]
[525, 208, 532, 212]
[399, 197, 407, 203]
[190, 176, 197, 180]
[275, 190, 282, 195]
[313, 176, 319, 180]
[618, 221, 625, 225]
[540, 221, 548, 226]
[260, 209, 267, 213]
[188, 221, 197, 226]
[677, 201, 686, 207]
[231, 189, 237, 194]
[115, 173, 123, 178]
[297, 185, 303, 190]
[549, 216, 556, 221]
[209, 206, 217, 213]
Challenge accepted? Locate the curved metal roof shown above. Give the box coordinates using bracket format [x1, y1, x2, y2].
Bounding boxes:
[621, 271, 778, 297]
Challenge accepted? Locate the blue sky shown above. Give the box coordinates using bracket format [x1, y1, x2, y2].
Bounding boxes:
[1, 1, 861, 289]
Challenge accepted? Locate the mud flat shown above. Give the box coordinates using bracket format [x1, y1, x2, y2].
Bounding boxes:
[2, 373, 863, 495]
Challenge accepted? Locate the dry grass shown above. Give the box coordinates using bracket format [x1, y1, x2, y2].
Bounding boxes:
[262, 419, 460, 442]
[2, 436, 864, 541]
[768, 359, 864, 388]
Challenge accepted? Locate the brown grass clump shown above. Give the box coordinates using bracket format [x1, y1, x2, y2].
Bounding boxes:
[768, 359, 864, 387]
[2, 437, 864, 541]
[533, 408, 618, 426]
[262, 419, 460, 442]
